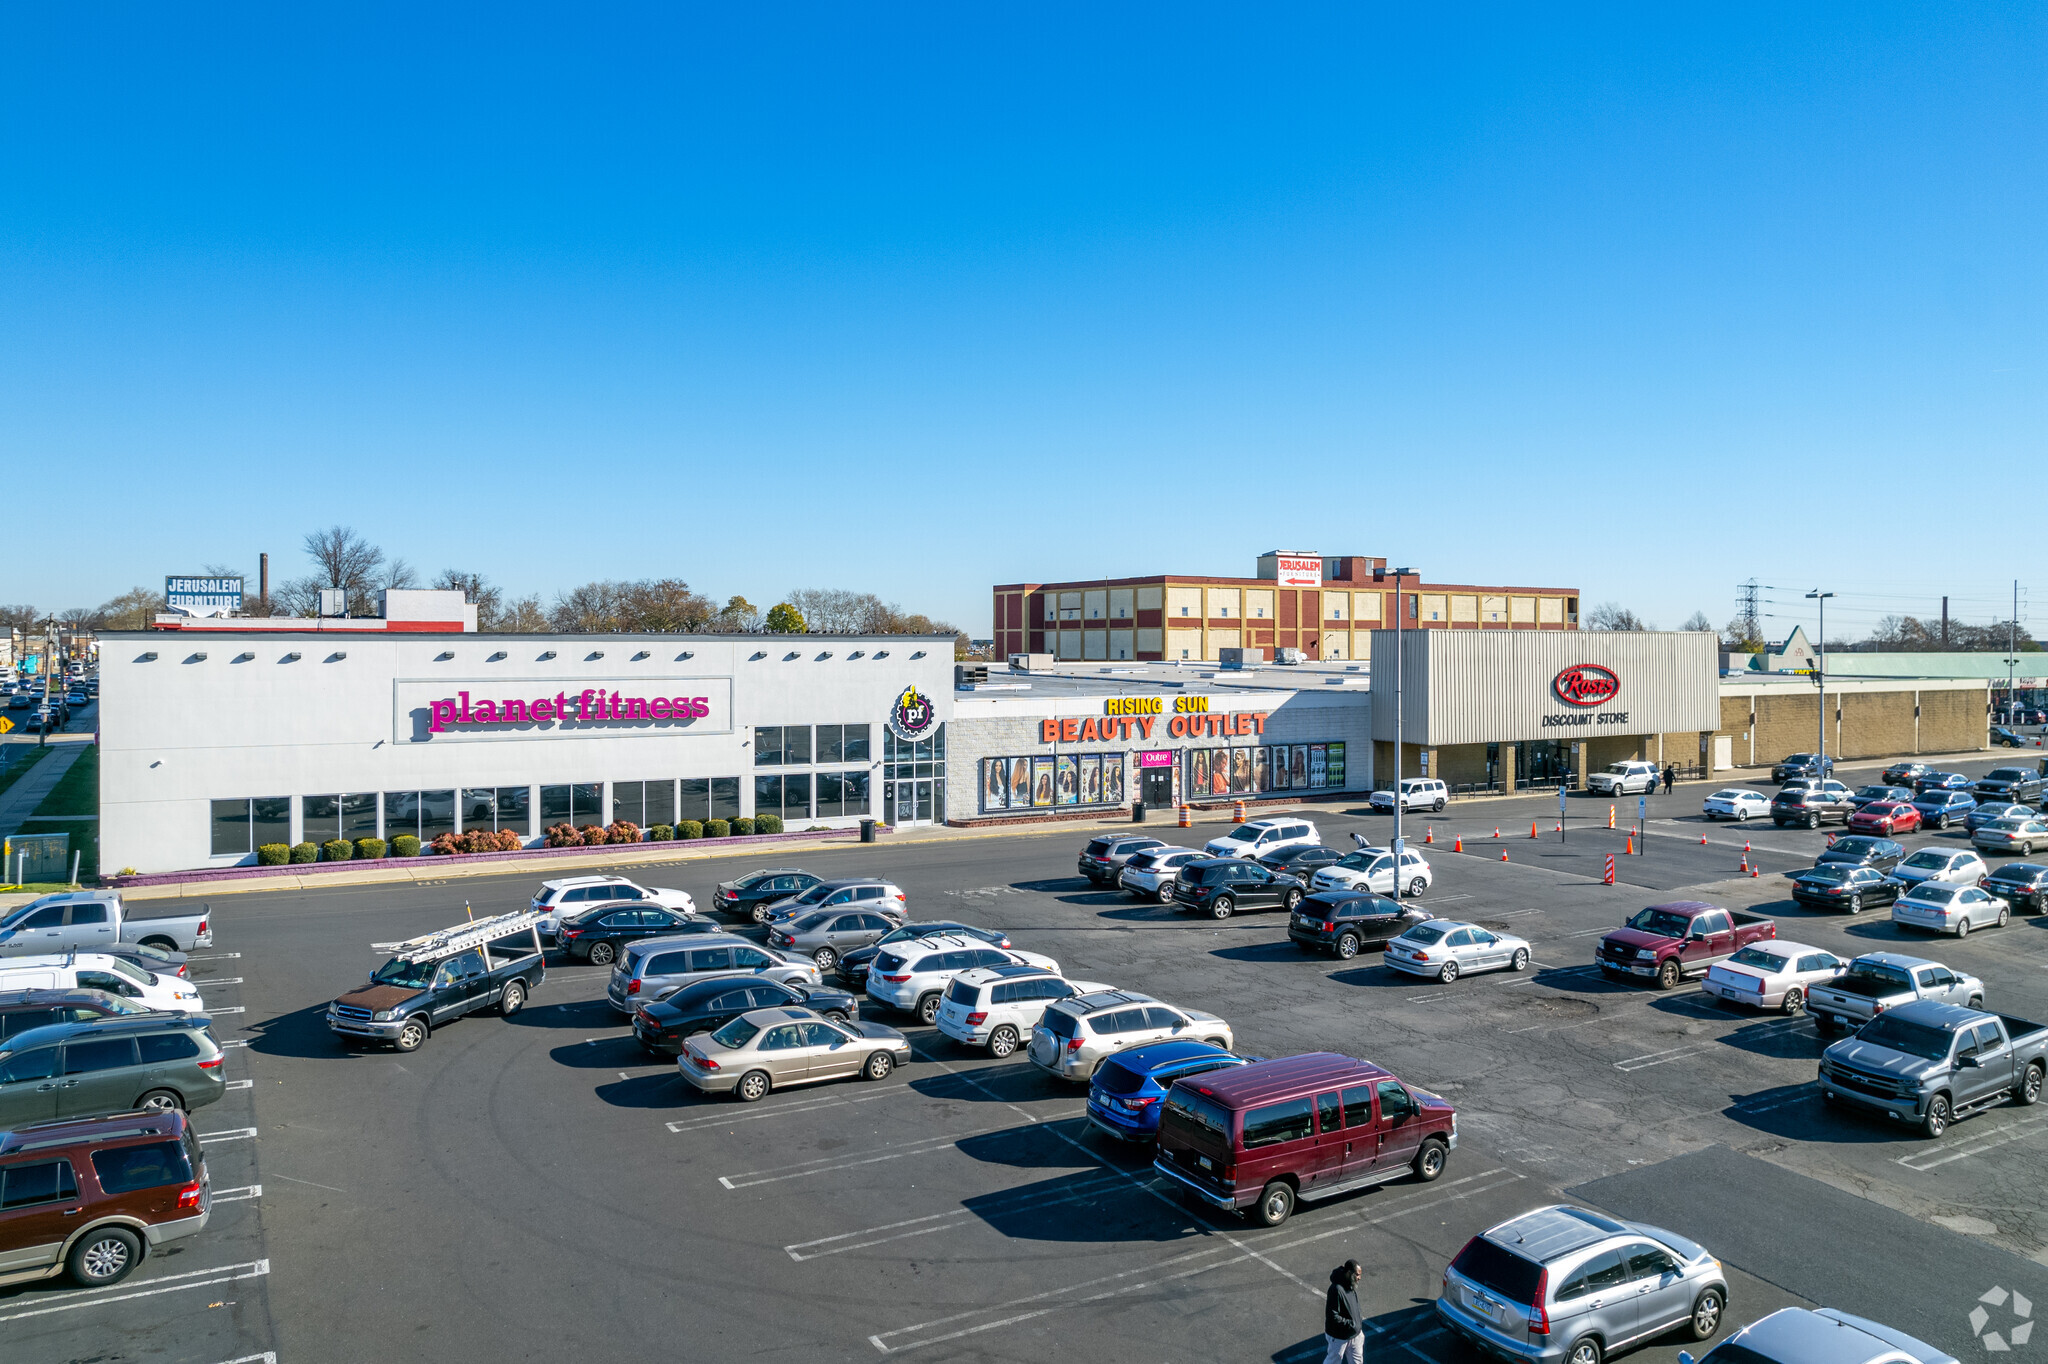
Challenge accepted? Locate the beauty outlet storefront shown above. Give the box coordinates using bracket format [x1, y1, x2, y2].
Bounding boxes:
[946, 685, 1372, 823]
[98, 630, 957, 875]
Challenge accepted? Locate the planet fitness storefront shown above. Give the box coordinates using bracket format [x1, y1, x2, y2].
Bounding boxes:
[97, 629, 956, 874]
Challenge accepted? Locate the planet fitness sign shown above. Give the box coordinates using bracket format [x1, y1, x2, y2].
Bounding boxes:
[394, 677, 733, 743]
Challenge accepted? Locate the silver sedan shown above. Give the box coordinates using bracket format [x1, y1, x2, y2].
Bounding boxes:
[1384, 920, 1532, 983]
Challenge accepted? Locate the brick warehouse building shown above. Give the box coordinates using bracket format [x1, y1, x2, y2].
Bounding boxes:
[992, 552, 1581, 664]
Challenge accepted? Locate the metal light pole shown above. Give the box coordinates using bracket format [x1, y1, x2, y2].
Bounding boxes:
[1379, 566, 1416, 896]
[1806, 591, 1833, 773]
[2004, 579, 2019, 726]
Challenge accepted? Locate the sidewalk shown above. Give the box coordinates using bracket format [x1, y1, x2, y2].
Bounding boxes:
[0, 738, 91, 841]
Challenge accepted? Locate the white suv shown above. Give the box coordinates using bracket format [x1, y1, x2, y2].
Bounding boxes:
[1203, 818, 1320, 860]
[1117, 847, 1205, 902]
[531, 876, 697, 943]
[1311, 846, 1434, 897]
[1027, 990, 1234, 1082]
[935, 964, 1114, 1056]
[865, 933, 1060, 1025]
[1368, 778, 1447, 813]
[1587, 761, 1660, 796]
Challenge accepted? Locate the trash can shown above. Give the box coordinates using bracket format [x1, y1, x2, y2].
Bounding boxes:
[860, 818, 878, 844]
[1131, 801, 1147, 823]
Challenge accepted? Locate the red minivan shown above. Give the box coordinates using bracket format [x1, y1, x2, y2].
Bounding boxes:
[1152, 1052, 1457, 1226]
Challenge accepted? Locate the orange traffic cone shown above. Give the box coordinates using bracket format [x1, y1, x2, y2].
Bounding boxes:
[1493, 827, 1501, 839]
[1700, 834, 1707, 844]
[1500, 849, 1509, 861]
[1739, 855, 1749, 874]
[1530, 821, 1539, 839]
[1743, 840, 1751, 854]
[1424, 827, 1434, 844]
[1625, 834, 1634, 855]
[1453, 837, 1463, 853]
[1750, 862, 1760, 878]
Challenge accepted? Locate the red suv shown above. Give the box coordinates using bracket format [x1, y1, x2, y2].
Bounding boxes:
[0, 1108, 211, 1287]
[1152, 1052, 1457, 1226]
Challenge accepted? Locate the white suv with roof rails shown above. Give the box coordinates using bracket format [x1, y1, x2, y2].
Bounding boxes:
[934, 964, 1115, 1056]
[1369, 778, 1448, 813]
[864, 934, 1060, 1025]
[1027, 990, 1234, 1081]
[531, 876, 697, 943]
[1203, 818, 1320, 861]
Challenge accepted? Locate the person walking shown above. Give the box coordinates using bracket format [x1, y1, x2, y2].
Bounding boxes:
[1662, 764, 1676, 795]
[1322, 1260, 1364, 1363]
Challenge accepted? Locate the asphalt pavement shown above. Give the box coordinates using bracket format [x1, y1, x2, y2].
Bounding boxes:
[11, 753, 2048, 1364]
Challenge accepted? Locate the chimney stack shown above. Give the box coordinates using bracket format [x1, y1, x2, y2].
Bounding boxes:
[259, 552, 269, 605]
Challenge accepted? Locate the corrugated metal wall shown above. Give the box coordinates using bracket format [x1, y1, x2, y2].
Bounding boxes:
[1367, 630, 1717, 744]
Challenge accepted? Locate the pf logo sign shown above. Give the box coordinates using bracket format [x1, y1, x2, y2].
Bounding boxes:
[1554, 664, 1621, 708]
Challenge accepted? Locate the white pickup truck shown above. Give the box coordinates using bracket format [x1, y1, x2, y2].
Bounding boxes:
[0, 891, 212, 955]
[1587, 761, 1661, 797]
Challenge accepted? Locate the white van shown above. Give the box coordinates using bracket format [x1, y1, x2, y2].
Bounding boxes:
[0, 953, 204, 1013]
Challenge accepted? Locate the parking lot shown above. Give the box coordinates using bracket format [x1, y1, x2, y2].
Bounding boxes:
[11, 753, 2048, 1364]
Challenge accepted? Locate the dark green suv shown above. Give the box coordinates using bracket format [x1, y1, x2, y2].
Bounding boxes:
[0, 1015, 225, 1127]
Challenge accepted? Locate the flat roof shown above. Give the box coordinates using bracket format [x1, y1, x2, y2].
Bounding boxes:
[961, 661, 1371, 696]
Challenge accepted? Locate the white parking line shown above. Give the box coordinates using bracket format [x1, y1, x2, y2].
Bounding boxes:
[198, 976, 245, 986]
[219, 1038, 251, 1048]
[1897, 1113, 2048, 1171]
[785, 1169, 1133, 1261]
[1733, 1088, 1817, 1114]
[1493, 908, 1541, 918]
[187, 952, 242, 961]
[206, 1354, 276, 1364]
[866, 1170, 1524, 1354]
[1613, 1016, 1809, 1071]
[664, 1083, 911, 1133]
[226, 1079, 253, 1091]
[206, 1006, 247, 1016]
[719, 1113, 1083, 1189]
[212, 1184, 263, 1202]
[199, 1126, 258, 1144]
[0, 1259, 271, 1323]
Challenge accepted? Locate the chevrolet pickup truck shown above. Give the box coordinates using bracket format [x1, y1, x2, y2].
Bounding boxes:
[1818, 1000, 2047, 1137]
[1805, 952, 1983, 1037]
[0, 891, 211, 956]
[326, 910, 546, 1053]
[1596, 902, 1777, 990]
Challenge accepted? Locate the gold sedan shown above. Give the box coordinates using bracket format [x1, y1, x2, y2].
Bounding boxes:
[678, 1006, 912, 1102]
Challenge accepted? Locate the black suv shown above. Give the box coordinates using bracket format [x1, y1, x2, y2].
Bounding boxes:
[1170, 858, 1305, 920]
[1772, 752, 1834, 782]
[558, 905, 715, 964]
[710, 869, 822, 921]
[1771, 786, 1854, 829]
[1975, 766, 2048, 805]
[1813, 836, 1906, 874]
[1256, 845, 1348, 877]
[833, 921, 1012, 990]
[632, 976, 860, 1056]
[1983, 862, 2048, 915]
[1286, 891, 1433, 959]
[0, 989, 157, 1042]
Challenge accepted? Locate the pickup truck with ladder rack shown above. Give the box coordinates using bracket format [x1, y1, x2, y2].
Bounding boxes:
[325, 909, 546, 1053]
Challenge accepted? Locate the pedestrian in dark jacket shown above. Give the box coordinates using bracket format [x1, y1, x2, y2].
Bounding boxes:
[1323, 1260, 1364, 1363]
[1662, 764, 1676, 795]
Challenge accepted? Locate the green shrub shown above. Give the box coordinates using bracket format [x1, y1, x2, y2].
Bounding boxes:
[320, 839, 353, 862]
[290, 841, 319, 864]
[731, 817, 756, 836]
[649, 824, 674, 842]
[677, 820, 703, 840]
[257, 843, 290, 866]
[391, 834, 422, 857]
[754, 813, 784, 835]
[704, 819, 729, 838]
[354, 837, 386, 860]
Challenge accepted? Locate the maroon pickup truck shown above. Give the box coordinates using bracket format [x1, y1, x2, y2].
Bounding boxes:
[1596, 901, 1777, 990]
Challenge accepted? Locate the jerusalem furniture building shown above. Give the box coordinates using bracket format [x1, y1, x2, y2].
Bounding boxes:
[101, 592, 956, 874]
[991, 551, 1581, 665]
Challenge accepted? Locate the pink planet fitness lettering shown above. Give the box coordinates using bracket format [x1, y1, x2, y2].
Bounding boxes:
[428, 689, 710, 733]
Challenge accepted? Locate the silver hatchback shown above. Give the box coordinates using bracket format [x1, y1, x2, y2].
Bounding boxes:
[765, 907, 906, 972]
[1437, 1205, 1728, 1364]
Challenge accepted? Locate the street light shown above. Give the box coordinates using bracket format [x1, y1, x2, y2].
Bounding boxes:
[1806, 590, 1833, 774]
[1377, 565, 1416, 895]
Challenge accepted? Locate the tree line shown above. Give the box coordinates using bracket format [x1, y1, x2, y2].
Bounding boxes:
[8, 526, 966, 649]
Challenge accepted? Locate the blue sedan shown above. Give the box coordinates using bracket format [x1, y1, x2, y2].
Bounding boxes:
[1086, 1039, 1257, 1142]
[1914, 771, 1975, 795]
[1911, 789, 1978, 830]
[1967, 802, 2037, 834]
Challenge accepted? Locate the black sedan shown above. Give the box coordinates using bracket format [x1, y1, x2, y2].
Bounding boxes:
[1256, 845, 1348, 877]
[1882, 760, 1932, 787]
[710, 868, 822, 920]
[632, 976, 861, 1056]
[1983, 863, 2048, 915]
[1170, 858, 1305, 919]
[557, 905, 717, 964]
[1286, 891, 1433, 959]
[1993, 727, 2027, 748]
[833, 920, 1012, 990]
[1813, 836, 1905, 875]
[1848, 785, 1914, 810]
[1772, 753, 1834, 782]
[1789, 864, 1899, 914]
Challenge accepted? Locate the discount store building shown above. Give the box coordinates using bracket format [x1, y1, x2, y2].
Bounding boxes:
[100, 601, 956, 874]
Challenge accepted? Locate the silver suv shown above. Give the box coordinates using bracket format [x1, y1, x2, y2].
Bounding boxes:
[1027, 990, 1232, 1082]
[934, 964, 1114, 1057]
[1118, 847, 1204, 903]
[762, 879, 908, 926]
[865, 934, 1058, 1024]
[1437, 1205, 1728, 1364]
[766, 906, 906, 972]
[606, 933, 818, 1013]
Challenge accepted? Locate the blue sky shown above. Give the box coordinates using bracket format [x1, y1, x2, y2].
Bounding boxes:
[2, 5, 2041, 642]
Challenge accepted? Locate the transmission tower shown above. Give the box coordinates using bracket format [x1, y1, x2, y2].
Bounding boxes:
[1736, 579, 1761, 644]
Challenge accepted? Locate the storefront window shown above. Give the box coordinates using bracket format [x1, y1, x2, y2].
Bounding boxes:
[883, 724, 946, 823]
[342, 793, 378, 842]
[300, 795, 339, 845]
[754, 726, 783, 765]
[538, 783, 602, 828]
[460, 787, 531, 834]
[818, 724, 871, 763]
[613, 782, 643, 828]
[464, 788, 498, 829]
[211, 800, 250, 856]
[678, 777, 744, 823]
[754, 726, 813, 765]
[784, 727, 811, 765]
[815, 771, 871, 817]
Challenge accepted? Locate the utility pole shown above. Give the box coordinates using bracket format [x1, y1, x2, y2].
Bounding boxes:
[1806, 591, 1833, 772]
[2005, 579, 2019, 724]
[1376, 565, 1415, 895]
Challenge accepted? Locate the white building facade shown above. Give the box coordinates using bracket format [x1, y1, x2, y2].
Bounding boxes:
[98, 630, 956, 874]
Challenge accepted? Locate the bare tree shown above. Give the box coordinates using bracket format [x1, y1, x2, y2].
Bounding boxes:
[494, 595, 550, 633]
[381, 557, 420, 592]
[1585, 601, 1649, 631]
[707, 596, 762, 633]
[782, 587, 960, 638]
[1722, 614, 1765, 651]
[0, 605, 41, 632]
[1680, 610, 1713, 633]
[58, 606, 105, 631]
[549, 579, 718, 633]
[96, 587, 164, 630]
[433, 570, 505, 628]
[301, 526, 390, 614]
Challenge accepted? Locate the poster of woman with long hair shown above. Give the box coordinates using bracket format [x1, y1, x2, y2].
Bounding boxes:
[1189, 748, 1210, 797]
[1230, 748, 1252, 794]
[1055, 754, 1078, 804]
[1290, 744, 1309, 787]
[1104, 754, 1125, 804]
[1032, 758, 1054, 806]
[1254, 746, 1270, 792]
[1080, 754, 1102, 804]
[1210, 748, 1229, 795]
[1011, 757, 1032, 807]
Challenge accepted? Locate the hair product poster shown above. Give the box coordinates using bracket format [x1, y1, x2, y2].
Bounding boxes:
[1080, 754, 1102, 804]
[1309, 744, 1328, 789]
[1104, 754, 1125, 804]
[1210, 748, 1229, 795]
[985, 759, 1008, 809]
[1010, 757, 1032, 807]
[1270, 746, 1290, 789]
[1254, 746, 1270, 792]
[1055, 754, 1078, 804]
[1032, 757, 1055, 806]
[1290, 745, 1309, 787]
[1230, 748, 1252, 794]
[1189, 748, 1210, 796]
